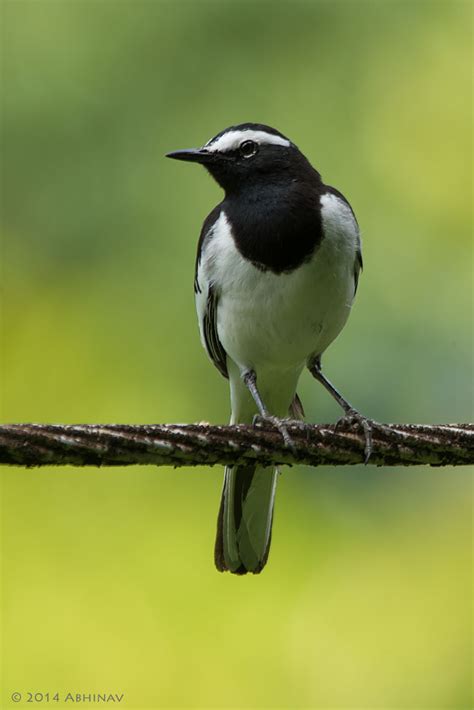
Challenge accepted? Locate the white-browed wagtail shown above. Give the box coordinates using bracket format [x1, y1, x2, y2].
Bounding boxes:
[167, 123, 371, 574]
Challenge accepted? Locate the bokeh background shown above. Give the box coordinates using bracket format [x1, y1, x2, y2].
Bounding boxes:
[1, 1, 472, 708]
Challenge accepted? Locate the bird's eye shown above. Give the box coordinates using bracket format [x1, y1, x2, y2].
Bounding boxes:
[239, 140, 258, 158]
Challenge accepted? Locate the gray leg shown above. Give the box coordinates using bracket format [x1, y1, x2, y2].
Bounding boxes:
[242, 370, 270, 418]
[308, 356, 374, 462]
[242, 370, 294, 448]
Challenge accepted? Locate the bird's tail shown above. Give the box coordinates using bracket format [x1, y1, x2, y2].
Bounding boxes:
[214, 463, 278, 574]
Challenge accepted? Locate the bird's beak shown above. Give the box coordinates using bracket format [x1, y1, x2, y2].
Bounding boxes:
[165, 148, 216, 164]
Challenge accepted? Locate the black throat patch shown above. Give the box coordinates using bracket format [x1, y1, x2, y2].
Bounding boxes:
[223, 178, 324, 274]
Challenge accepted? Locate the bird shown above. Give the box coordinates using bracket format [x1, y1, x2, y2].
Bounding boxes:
[166, 122, 371, 575]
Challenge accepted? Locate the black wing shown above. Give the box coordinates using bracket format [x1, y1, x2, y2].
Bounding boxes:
[194, 203, 222, 294]
[354, 246, 363, 295]
[203, 284, 228, 379]
[194, 204, 228, 379]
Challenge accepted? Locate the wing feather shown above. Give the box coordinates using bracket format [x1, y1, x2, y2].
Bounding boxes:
[203, 285, 228, 378]
[195, 205, 228, 379]
[354, 245, 363, 295]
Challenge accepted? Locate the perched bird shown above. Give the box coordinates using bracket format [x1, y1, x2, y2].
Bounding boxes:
[167, 123, 370, 575]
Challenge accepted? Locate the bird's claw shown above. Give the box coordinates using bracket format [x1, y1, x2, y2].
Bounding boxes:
[252, 414, 298, 452]
[335, 408, 374, 463]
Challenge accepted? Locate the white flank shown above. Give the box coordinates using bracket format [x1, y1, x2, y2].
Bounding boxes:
[320, 192, 358, 247]
[204, 129, 290, 153]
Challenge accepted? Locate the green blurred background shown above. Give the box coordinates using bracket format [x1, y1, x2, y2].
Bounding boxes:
[1, 0, 472, 707]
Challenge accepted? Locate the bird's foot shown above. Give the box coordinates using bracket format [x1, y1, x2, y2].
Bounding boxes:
[335, 408, 374, 463]
[252, 414, 299, 451]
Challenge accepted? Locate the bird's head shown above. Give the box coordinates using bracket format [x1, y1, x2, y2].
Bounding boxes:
[166, 123, 318, 193]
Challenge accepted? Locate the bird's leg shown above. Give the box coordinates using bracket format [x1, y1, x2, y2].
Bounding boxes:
[308, 356, 374, 462]
[242, 370, 294, 449]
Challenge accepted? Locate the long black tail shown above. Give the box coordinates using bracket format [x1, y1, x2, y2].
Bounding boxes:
[214, 464, 278, 574]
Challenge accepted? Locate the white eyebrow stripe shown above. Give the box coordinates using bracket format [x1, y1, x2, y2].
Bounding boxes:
[204, 129, 290, 153]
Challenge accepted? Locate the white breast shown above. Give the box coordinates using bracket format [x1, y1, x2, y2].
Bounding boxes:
[196, 193, 359, 375]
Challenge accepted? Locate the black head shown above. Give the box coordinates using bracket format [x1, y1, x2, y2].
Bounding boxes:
[166, 122, 319, 193]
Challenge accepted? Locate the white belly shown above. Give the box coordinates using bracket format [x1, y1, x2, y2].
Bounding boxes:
[218, 247, 353, 370]
[198, 194, 358, 375]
